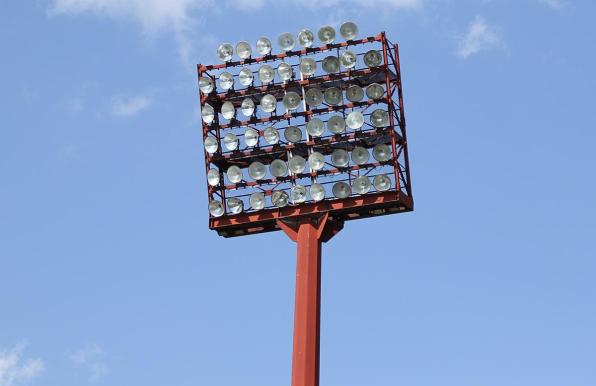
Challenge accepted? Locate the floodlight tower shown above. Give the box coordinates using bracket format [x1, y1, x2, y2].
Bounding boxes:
[197, 21, 413, 386]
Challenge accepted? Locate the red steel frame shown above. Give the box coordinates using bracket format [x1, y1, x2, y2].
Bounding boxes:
[197, 32, 413, 386]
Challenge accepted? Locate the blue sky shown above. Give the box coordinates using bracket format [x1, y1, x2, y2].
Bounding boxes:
[1, 0, 595, 385]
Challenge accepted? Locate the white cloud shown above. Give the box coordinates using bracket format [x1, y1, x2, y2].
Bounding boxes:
[538, 0, 565, 10]
[110, 94, 153, 117]
[456, 16, 504, 58]
[0, 343, 44, 386]
[68, 344, 109, 382]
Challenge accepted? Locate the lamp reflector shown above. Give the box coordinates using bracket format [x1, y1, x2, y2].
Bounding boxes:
[373, 174, 391, 191]
[366, 83, 384, 100]
[227, 197, 243, 214]
[263, 126, 280, 144]
[332, 181, 351, 198]
[306, 118, 324, 137]
[299, 58, 317, 76]
[352, 176, 371, 194]
[272, 190, 289, 207]
[346, 111, 364, 129]
[372, 144, 391, 162]
[209, 200, 224, 217]
[284, 126, 302, 143]
[364, 49, 382, 68]
[202, 103, 215, 123]
[351, 146, 369, 165]
[322, 56, 340, 73]
[223, 132, 239, 151]
[221, 101, 235, 120]
[291, 185, 307, 203]
[258, 65, 275, 84]
[244, 128, 259, 147]
[305, 88, 324, 107]
[340, 21, 358, 40]
[331, 149, 349, 167]
[204, 136, 218, 154]
[310, 183, 325, 202]
[207, 169, 219, 186]
[270, 159, 288, 178]
[283, 91, 301, 110]
[236, 41, 252, 59]
[218, 72, 234, 90]
[227, 165, 243, 183]
[278, 32, 296, 51]
[318, 25, 336, 44]
[327, 115, 346, 134]
[277, 62, 294, 81]
[248, 161, 266, 180]
[297, 29, 315, 47]
[238, 68, 253, 86]
[217, 43, 233, 62]
[340, 50, 357, 68]
[370, 109, 389, 127]
[346, 85, 364, 102]
[288, 155, 307, 174]
[324, 87, 342, 105]
[260, 94, 277, 113]
[308, 152, 325, 171]
[256, 37, 272, 55]
[249, 192, 266, 210]
[241, 98, 255, 116]
[199, 76, 214, 94]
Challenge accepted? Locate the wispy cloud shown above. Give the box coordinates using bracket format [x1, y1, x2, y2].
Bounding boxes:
[538, 0, 565, 10]
[110, 94, 153, 117]
[456, 16, 504, 59]
[0, 343, 44, 386]
[68, 344, 108, 382]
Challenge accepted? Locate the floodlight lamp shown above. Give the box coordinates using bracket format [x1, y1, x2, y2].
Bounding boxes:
[352, 175, 371, 194]
[263, 126, 280, 144]
[278, 32, 296, 51]
[272, 190, 289, 207]
[370, 109, 389, 127]
[202, 103, 215, 123]
[219, 72, 234, 90]
[248, 161, 266, 180]
[291, 185, 307, 203]
[305, 88, 324, 107]
[346, 111, 364, 129]
[256, 37, 272, 55]
[373, 174, 391, 191]
[297, 29, 315, 47]
[340, 50, 357, 69]
[204, 136, 218, 154]
[249, 192, 266, 210]
[284, 126, 302, 143]
[322, 56, 340, 73]
[199, 76, 214, 94]
[258, 65, 275, 84]
[346, 85, 364, 102]
[283, 91, 301, 110]
[331, 149, 349, 167]
[372, 143, 391, 162]
[318, 25, 336, 44]
[227, 197, 244, 214]
[306, 118, 324, 137]
[324, 87, 342, 105]
[227, 165, 243, 183]
[332, 181, 351, 198]
[299, 58, 317, 76]
[309, 183, 325, 202]
[351, 146, 370, 165]
[277, 62, 294, 81]
[217, 43, 234, 62]
[288, 155, 307, 174]
[207, 169, 220, 186]
[308, 152, 325, 171]
[340, 21, 358, 40]
[260, 94, 277, 113]
[244, 128, 259, 147]
[327, 115, 346, 134]
[223, 132, 239, 151]
[238, 68, 254, 86]
[364, 50, 382, 68]
[209, 200, 224, 217]
[236, 41, 252, 59]
[221, 101, 235, 120]
[241, 98, 255, 116]
[366, 83, 384, 100]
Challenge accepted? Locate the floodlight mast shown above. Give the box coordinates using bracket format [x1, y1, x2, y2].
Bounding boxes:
[198, 29, 412, 386]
